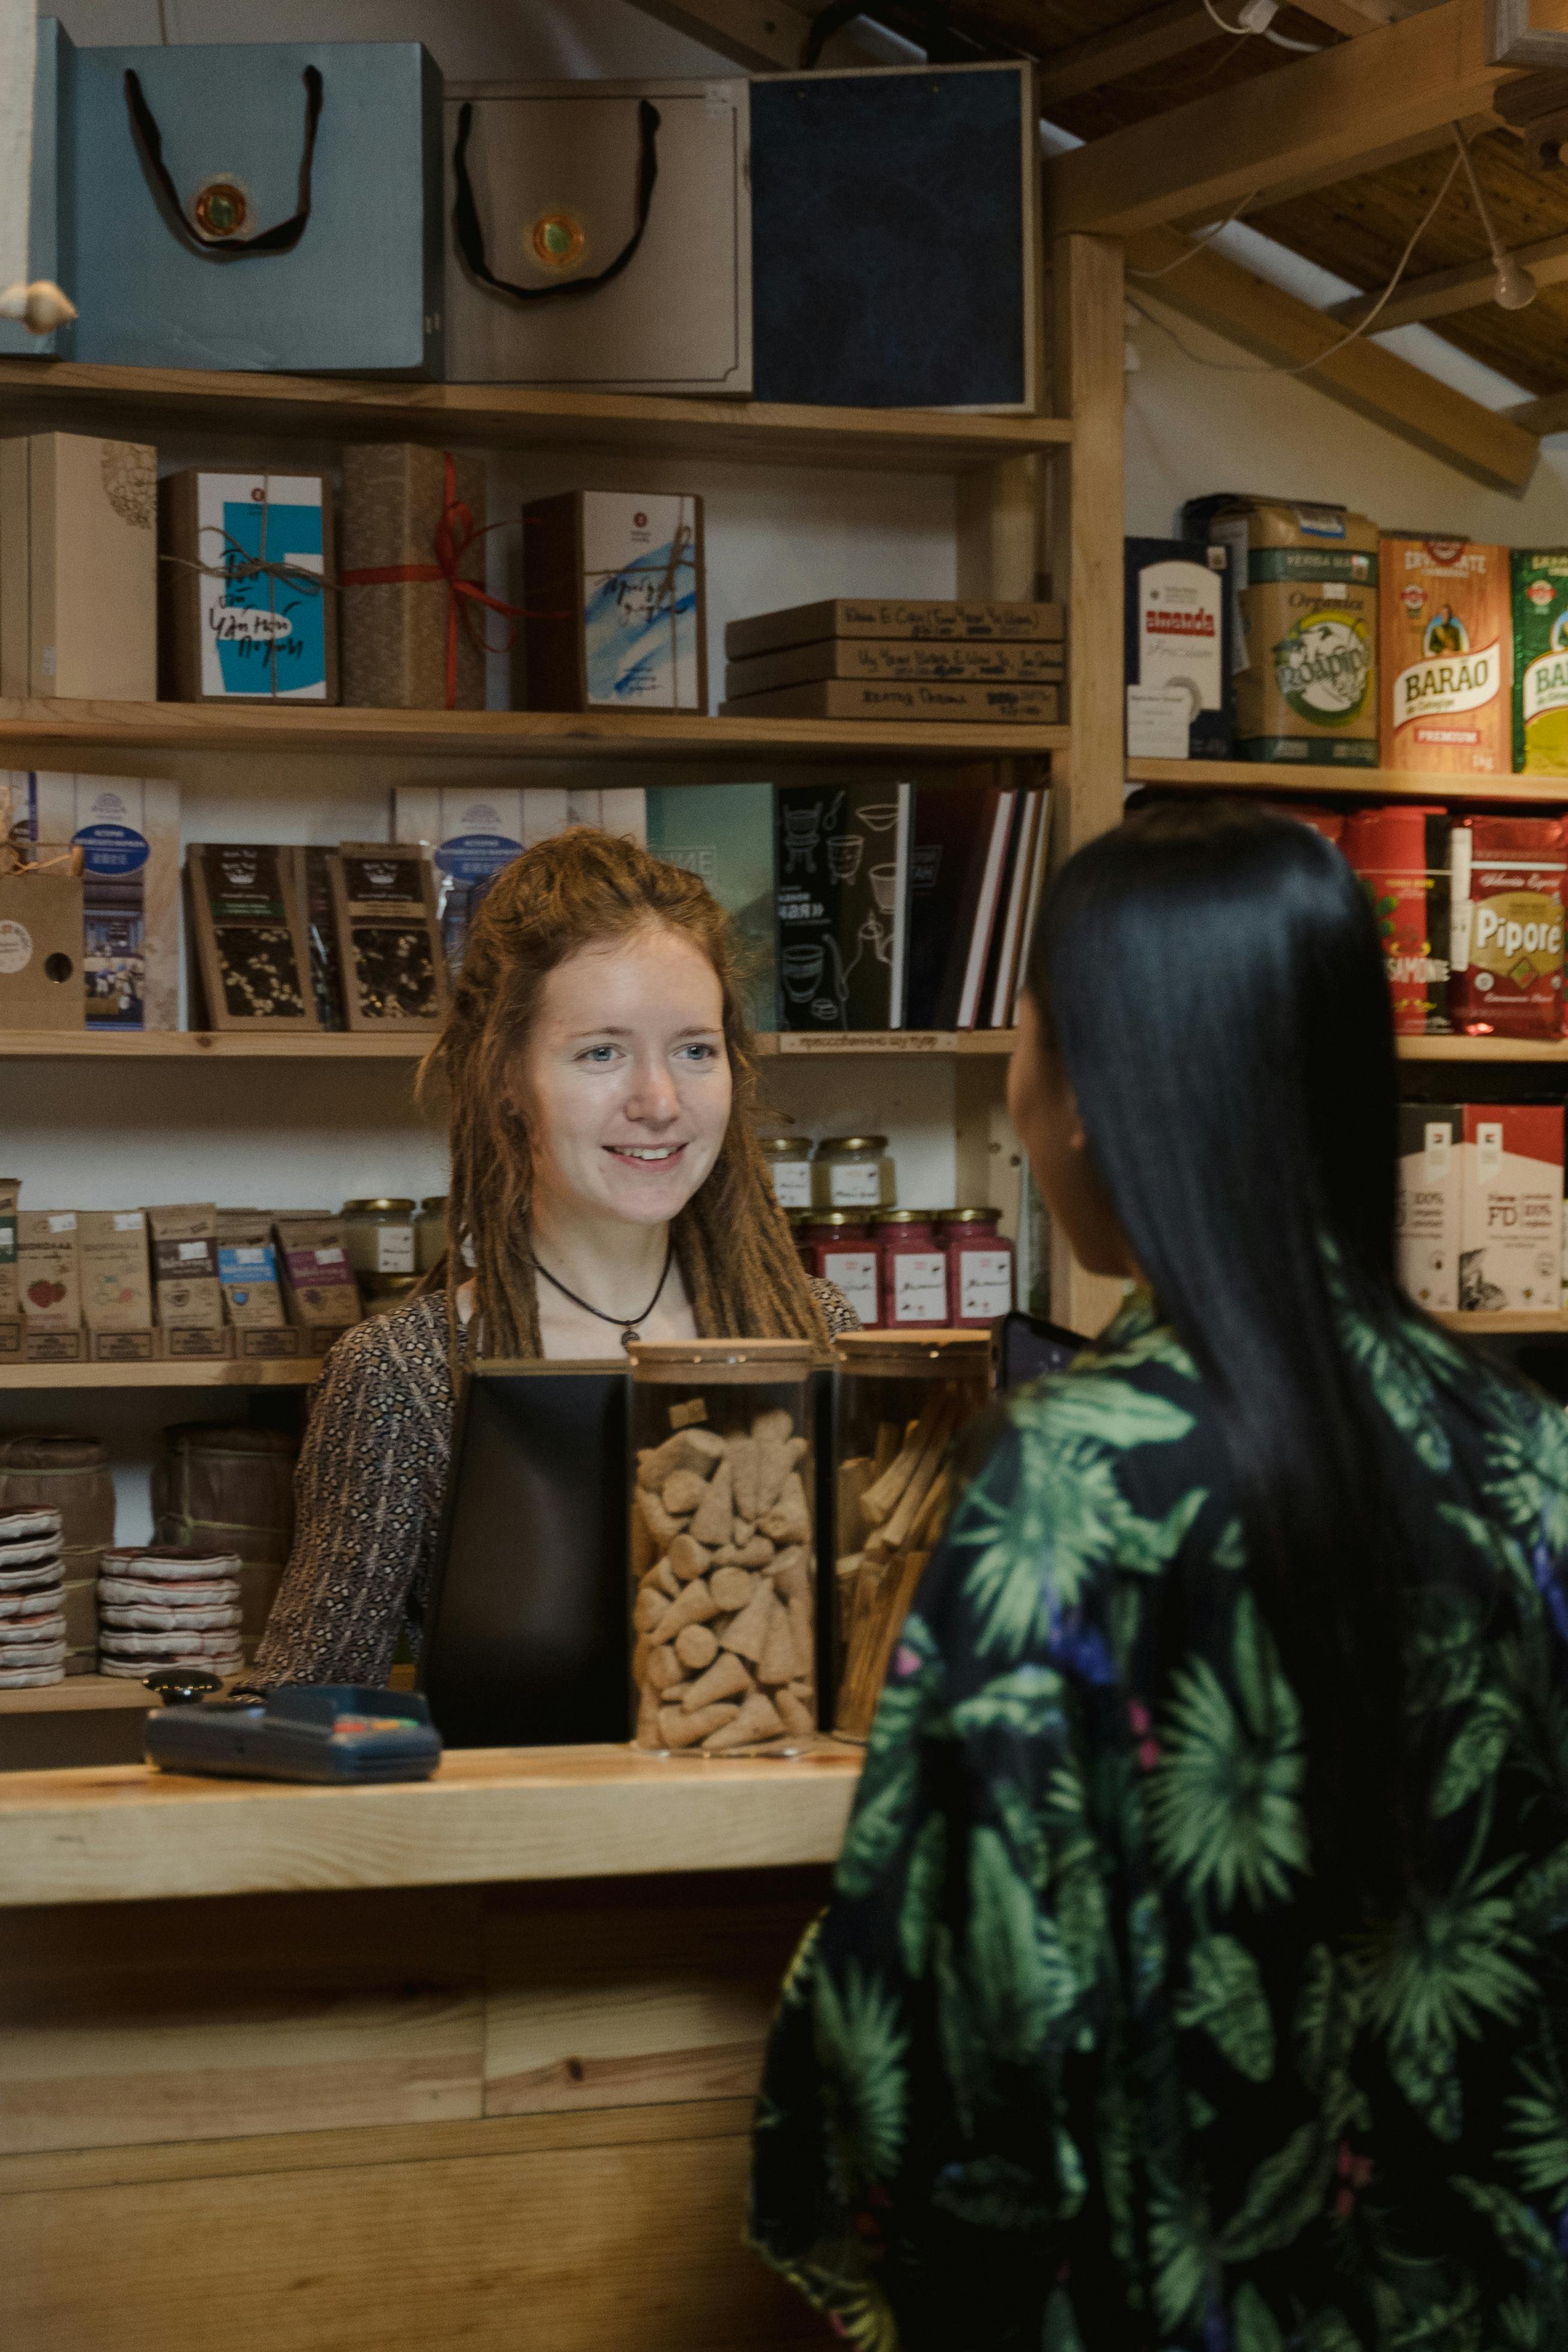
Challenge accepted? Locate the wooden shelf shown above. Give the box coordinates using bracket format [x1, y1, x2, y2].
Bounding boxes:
[1127, 757, 1568, 804]
[0, 1028, 1019, 1060]
[1399, 1036, 1568, 1063]
[0, 697, 1068, 764]
[0, 358, 1072, 474]
[0, 1675, 160, 1718]
[1436, 1311, 1568, 1335]
[0, 1359, 321, 1391]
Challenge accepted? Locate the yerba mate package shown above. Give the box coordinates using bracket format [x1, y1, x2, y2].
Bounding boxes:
[1450, 815, 1567, 1038]
[1199, 499, 1378, 765]
[1342, 804, 1451, 1034]
[1396, 1105, 1461, 1312]
[1459, 1104, 1564, 1312]
[1381, 537, 1509, 774]
[1512, 550, 1568, 772]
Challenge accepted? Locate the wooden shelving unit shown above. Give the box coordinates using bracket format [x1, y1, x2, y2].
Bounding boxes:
[1436, 1311, 1568, 1335]
[0, 696, 1068, 764]
[0, 1027, 1019, 1061]
[0, 1359, 322, 1392]
[1127, 757, 1568, 805]
[1399, 1036, 1568, 1063]
[0, 358, 1073, 473]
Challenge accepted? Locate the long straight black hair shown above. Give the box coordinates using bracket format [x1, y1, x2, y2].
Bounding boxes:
[1027, 799, 1470, 1914]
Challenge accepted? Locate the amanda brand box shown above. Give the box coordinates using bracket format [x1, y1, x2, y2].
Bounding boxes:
[1459, 1104, 1564, 1314]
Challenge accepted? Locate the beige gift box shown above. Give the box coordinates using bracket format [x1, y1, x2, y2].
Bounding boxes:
[0, 432, 157, 700]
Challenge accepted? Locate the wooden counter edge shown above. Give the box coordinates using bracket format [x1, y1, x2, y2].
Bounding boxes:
[0, 1742, 862, 1908]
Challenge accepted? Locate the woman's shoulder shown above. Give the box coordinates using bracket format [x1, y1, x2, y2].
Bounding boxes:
[809, 1276, 861, 1336]
[1007, 1292, 1205, 1453]
[316, 1292, 457, 1411]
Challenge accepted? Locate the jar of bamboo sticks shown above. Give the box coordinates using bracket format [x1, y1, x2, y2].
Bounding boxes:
[626, 1338, 820, 1757]
[831, 1331, 993, 1742]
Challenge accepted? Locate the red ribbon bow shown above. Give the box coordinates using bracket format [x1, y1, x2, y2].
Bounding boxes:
[339, 451, 531, 710]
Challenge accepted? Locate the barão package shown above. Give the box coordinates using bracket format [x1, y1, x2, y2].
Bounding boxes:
[1342, 805, 1451, 1034]
[1460, 1105, 1564, 1313]
[1396, 1105, 1461, 1311]
[1450, 815, 1567, 1038]
[146, 1204, 224, 1331]
[11, 772, 181, 1033]
[1512, 550, 1568, 772]
[76, 1209, 153, 1332]
[17, 1210, 80, 1330]
[1381, 537, 1509, 774]
[273, 1215, 363, 1350]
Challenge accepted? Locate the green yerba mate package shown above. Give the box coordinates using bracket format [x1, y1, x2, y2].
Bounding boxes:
[1512, 550, 1568, 774]
[1189, 498, 1379, 764]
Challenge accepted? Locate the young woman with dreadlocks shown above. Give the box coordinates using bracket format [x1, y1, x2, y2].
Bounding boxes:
[247, 827, 857, 1692]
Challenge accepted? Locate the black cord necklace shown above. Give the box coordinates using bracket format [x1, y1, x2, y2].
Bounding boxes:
[528, 1234, 676, 1350]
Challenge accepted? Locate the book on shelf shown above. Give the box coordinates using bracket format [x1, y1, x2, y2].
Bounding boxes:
[775, 781, 913, 1032]
[718, 678, 1059, 724]
[646, 783, 778, 1031]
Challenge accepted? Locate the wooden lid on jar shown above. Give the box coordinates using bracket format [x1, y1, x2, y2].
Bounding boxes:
[832, 1330, 993, 1375]
[626, 1336, 819, 1384]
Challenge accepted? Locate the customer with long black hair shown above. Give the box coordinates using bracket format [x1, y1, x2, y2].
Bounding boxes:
[749, 802, 1568, 2350]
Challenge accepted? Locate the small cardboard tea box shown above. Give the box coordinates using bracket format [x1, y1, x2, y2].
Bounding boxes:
[161, 470, 337, 705]
[0, 1177, 17, 1319]
[77, 1209, 153, 1332]
[0, 432, 157, 700]
[273, 1216, 363, 1349]
[1396, 1105, 1461, 1312]
[186, 843, 320, 1033]
[524, 491, 706, 713]
[10, 773, 180, 1033]
[146, 1204, 224, 1331]
[327, 845, 448, 1034]
[17, 1210, 80, 1330]
[216, 1212, 288, 1329]
[0, 867, 85, 1031]
[1459, 1105, 1564, 1313]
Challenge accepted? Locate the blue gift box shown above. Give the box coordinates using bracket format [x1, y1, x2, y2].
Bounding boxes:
[0, 19, 76, 360]
[71, 40, 442, 375]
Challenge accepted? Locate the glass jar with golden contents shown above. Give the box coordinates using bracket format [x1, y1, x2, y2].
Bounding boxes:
[414, 1195, 449, 1275]
[811, 1134, 894, 1212]
[342, 1198, 417, 1281]
[758, 1134, 813, 1210]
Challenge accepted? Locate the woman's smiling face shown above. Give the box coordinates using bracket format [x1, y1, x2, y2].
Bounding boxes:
[518, 926, 733, 1230]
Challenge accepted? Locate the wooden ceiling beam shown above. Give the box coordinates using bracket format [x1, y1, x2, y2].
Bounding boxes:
[619, 0, 880, 71]
[1126, 222, 1540, 486]
[1326, 223, 1568, 324]
[1048, 0, 1520, 235]
[1175, 115, 1492, 223]
[1035, 1, 1215, 106]
[1503, 383, 1568, 429]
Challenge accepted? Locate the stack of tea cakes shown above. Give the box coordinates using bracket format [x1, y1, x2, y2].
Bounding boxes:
[0, 1509, 68, 1685]
[97, 1544, 244, 1680]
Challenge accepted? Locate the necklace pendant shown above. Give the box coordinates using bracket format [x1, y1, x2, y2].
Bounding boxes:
[620, 1324, 640, 1350]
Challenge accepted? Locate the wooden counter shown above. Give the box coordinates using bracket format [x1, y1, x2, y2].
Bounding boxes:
[0, 1747, 861, 2352]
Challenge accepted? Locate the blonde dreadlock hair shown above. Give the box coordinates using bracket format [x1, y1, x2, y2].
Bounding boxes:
[418, 826, 828, 1359]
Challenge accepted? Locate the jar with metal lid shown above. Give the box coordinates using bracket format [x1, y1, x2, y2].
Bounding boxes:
[874, 1209, 948, 1329]
[937, 1207, 1016, 1327]
[830, 1331, 993, 1739]
[414, 1195, 449, 1274]
[342, 1198, 417, 1279]
[812, 1135, 894, 1212]
[626, 1337, 819, 1757]
[758, 1134, 814, 1210]
[801, 1212, 880, 1329]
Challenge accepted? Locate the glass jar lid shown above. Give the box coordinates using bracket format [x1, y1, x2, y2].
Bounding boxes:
[419, 1195, 448, 1211]
[814, 1135, 888, 1156]
[872, 1208, 934, 1225]
[758, 1134, 813, 1159]
[832, 1330, 992, 1372]
[807, 1209, 875, 1229]
[939, 1207, 1003, 1224]
[344, 1197, 416, 1214]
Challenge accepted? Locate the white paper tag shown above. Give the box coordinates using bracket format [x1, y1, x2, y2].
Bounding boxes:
[892, 1252, 947, 1322]
[177, 1240, 207, 1261]
[1423, 1123, 1452, 1184]
[770, 1161, 812, 1208]
[315, 1244, 347, 1265]
[113, 1212, 143, 1232]
[47, 1213, 76, 1233]
[829, 1162, 882, 1207]
[1126, 686, 1191, 759]
[958, 1248, 1013, 1319]
[374, 1228, 416, 1274]
[822, 1249, 879, 1324]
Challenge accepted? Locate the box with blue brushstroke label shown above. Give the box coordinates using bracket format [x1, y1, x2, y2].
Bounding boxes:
[524, 491, 706, 714]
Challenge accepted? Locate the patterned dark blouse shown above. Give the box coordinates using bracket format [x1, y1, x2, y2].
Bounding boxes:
[751, 1289, 1568, 2352]
[250, 1280, 859, 1691]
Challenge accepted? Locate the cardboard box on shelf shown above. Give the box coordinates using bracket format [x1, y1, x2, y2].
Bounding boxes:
[725, 599, 1064, 661]
[0, 1317, 25, 1360]
[1396, 1105, 1461, 1312]
[1512, 550, 1568, 774]
[146, 1205, 224, 1331]
[0, 867, 85, 1032]
[0, 20, 76, 363]
[273, 1216, 363, 1345]
[391, 784, 551, 978]
[1450, 815, 1567, 1040]
[186, 843, 319, 1034]
[1124, 539, 1232, 761]
[86, 1328, 156, 1364]
[0, 1178, 17, 1320]
[1460, 1104, 1564, 1313]
[25, 1326, 85, 1363]
[524, 491, 705, 714]
[160, 470, 337, 705]
[339, 446, 487, 711]
[10, 773, 180, 1032]
[724, 637, 1065, 697]
[216, 1213, 288, 1329]
[327, 845, 449, 1034]
[1381, 537, 1510, 774]
[0, 432, 156, 700]
[716, 679, 1060, 723]
[17, 1210, 80, 1331]
[77, 1209, 153, 1332]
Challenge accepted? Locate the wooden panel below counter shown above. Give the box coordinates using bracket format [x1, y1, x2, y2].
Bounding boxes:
[0, 1742, 861, 1909]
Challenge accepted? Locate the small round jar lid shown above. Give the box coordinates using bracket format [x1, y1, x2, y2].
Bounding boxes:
[832, 1330, 992, 1371]
[419, 1195, 449, 1211]
[626, 1336, 820, 1382]
[344, 1197, 416, 1213]
[814, 1135, 888, 1154]
[758, 1134, 812, 1156]
[939, 1207, 1003, 1223]
[871, 1208, 935, 1225]
[807, 1210, 875, 1228]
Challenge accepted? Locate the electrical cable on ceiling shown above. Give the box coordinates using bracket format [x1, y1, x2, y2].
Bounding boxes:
[1199, 0, 1322, 50]
[1127, 193, 1255, 278]
[1125, 140, 1464, 374]
[1451, 121, 1537, 309]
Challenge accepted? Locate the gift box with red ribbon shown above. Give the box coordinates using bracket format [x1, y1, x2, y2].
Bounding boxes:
[339, 445, 513, 711]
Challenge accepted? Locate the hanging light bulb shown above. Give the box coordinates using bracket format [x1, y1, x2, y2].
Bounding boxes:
[1453, 123, 1538, 313]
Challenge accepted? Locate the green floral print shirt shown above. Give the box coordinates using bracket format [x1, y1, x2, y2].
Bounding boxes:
[749, 1292, 1568, 2352]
